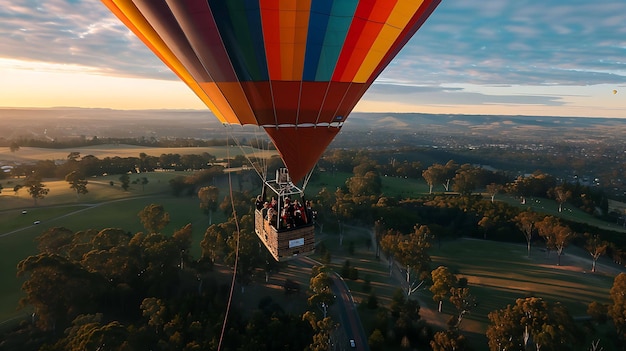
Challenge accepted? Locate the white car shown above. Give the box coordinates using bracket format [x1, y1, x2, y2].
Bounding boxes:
[349, 339, 356, 348]
[33, 220, 41, 225]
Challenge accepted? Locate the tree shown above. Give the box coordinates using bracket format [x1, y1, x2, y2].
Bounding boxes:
[198, 186, 220, 225]
[587, 301, 609, 324]
[548, 184, 572, 213]
[514, 210, 540, 258]
[200, 221, 230, 263]
[58, 313, 128, 351]
[119, 173, 130, 191]
[536, 216, 575, 265]
[391, 225, 432, 296]
[346, 170, 381, 197]
[17, 254, 107, 331]
[9, 141, 20, 152]
[65, 171, 88, 199]
[24, 173, 49, 206]
[368, 329, 385, 351]
[430, 330, 467, 351]
[430, 266, 457, 313]
[379, 229, 402, 275]
[441, 160, 459, 192]
[302, 312, 336, 351]
[584, 233, 608, 273]
[609, 273, 626, 341]
[35, 227, 75, 256]
[452, 164, 480, 196]
[138, 203, 170, 234]
[373, 219, 385, 259]
[140, 176, 149, 191]
[423, 163, 445, 194]
[308, 269, 335, 317]
[508, 175, 531, 204]
[486, 297, 578, 351]
[448, 287, 476, 331]
[141, 297, 167, 334]
[485, 182, 503, 203]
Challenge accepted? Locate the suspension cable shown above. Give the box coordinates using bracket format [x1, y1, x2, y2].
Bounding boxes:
[217, 136, 241, 351]
[226, 125, 267, 182]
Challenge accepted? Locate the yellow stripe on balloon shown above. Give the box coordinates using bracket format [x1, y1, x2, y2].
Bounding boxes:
[354, 0, 425, 83]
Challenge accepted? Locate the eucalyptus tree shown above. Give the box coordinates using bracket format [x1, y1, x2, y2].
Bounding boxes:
[24, 172, 49, 206]
[486, 297, 578, 351]
[65, 170, 88, 199]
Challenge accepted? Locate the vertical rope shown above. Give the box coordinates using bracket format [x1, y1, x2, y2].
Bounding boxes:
[217, 136, 241, 351]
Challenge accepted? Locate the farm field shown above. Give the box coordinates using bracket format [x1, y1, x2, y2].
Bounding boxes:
[0, 144, 276, 164]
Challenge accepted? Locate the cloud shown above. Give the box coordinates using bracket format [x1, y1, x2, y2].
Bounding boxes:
[1, 0, 625, 113]
[365, 83, 565, 107]
[0, 0, 170, 79]
[386, 0, 626, 87]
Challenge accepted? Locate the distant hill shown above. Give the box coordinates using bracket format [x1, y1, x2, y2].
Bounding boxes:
[2, 107, 625, 144]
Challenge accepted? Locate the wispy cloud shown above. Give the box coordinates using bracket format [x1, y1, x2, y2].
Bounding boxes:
[0, 0, 625, 114]
[387, 0, 626, 88]
[0, 0, 169, 79]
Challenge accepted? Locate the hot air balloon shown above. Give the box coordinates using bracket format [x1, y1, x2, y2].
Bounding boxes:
[102, 0, 441, 261]
[613, 89, 618, 95]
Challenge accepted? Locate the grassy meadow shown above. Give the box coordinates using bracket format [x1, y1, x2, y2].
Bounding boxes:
[0, 170, 229, 325]
[318, 226, 622, 349]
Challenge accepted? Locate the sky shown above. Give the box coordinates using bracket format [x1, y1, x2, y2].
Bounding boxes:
[0, 1, 625, 118]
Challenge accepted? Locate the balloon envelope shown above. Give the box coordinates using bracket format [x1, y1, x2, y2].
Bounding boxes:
[102, 0, 441, 182]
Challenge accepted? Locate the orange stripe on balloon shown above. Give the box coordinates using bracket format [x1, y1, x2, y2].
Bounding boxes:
[355, 0, 424, 83]
[283, 0, 310, 80]
[103, 0, 231, 123]
[200, 82, 249, 125]
[260, 0, 282, 80]
[333, 1, 395, 82]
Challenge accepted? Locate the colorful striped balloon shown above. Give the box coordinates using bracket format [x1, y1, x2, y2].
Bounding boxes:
[102, 0, 441, 182]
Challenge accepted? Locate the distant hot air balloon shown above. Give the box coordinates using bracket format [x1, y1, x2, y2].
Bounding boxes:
[102, 0, 442, 260]
[613, 89, 618, 95]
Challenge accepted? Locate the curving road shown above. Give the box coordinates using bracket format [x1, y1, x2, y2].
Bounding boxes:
[297, 256, 370, 351]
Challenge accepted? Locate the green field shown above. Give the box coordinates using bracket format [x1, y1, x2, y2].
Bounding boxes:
[0, 171, 229, 325]
[317, 226, 622, 349]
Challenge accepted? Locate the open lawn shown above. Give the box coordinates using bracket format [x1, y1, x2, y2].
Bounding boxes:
[312, 225, 623, 350]
[0, 171, 230, 325]
[428, 239, 621, 346]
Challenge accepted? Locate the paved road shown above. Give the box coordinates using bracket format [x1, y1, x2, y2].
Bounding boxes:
[297, 256, 369, 351]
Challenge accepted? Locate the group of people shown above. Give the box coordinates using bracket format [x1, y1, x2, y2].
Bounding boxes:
[256, 194, 315, 230]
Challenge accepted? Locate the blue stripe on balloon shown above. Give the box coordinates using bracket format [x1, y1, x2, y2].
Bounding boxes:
[303, 0, 333, 81]
[314, 0, 359, 81]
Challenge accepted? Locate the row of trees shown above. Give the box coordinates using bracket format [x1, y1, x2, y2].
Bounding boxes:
[3, 151, 218, 181]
